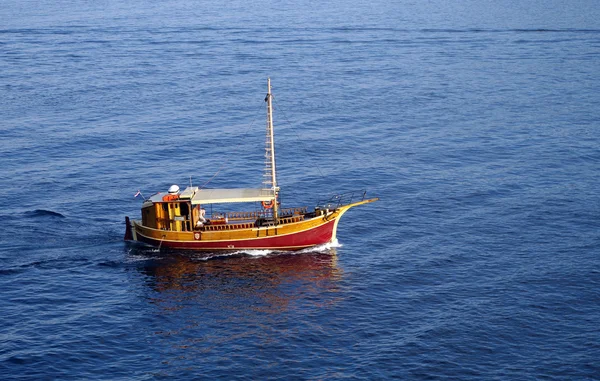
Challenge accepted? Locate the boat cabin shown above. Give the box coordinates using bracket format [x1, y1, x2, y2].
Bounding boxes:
[140, 185, 291, 232]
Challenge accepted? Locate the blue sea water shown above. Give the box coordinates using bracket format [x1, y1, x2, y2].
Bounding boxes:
[1, 0, 600, 379]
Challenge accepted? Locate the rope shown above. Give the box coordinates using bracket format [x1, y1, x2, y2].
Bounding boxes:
[158, 235, 166, 251]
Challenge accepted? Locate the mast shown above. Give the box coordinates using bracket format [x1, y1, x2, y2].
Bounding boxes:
[264, 78, 279, 222]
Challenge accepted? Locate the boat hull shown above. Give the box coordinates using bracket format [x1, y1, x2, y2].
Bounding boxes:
[125, 198, 377, 251]
[131, 215, 337, 251]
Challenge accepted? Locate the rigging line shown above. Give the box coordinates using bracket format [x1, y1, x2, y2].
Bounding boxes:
[157, 235, 166, 251]
[272, 98, 327, 180]
[199, 100, 266, 190]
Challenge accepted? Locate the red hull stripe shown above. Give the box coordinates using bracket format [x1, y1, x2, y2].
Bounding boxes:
[135, 219, 336, 250]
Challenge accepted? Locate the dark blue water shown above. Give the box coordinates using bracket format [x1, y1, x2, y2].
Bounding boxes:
[2, 1, 600, 379]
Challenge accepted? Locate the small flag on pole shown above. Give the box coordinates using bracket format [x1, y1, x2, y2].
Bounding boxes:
[134, 190, 141, 198]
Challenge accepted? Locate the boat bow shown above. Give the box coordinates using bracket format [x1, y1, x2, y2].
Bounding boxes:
[325, 197, 379, 241]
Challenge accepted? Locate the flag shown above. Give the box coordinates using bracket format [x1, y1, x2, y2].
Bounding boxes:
[134, 190, 141, 198]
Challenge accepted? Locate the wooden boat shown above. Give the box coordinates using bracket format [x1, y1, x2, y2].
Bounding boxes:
[124, 79, 378, 251]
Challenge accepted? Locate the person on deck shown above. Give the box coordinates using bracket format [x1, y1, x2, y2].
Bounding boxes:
[195, 207, 207, 228]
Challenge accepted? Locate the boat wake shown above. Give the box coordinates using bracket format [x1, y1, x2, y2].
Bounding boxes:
[124, 238, 344, 263]
[190, 249, 274, 261]
[227, 239, 342, 259]
[297, 239, 342, 253]
[189, 241, 342, 261]
[235, 249, 274, 257]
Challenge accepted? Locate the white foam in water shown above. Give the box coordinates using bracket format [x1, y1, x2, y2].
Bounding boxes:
[158, 240, 342, 262]
[238, 240, 342, 257]
[295, 239, 342, 254]
[123, 248, 160, 263]
[193, 251, 240, 261]
[234, 249, 275, 257]
[124, 251, 150, 263]
[189, 249, 274, 261]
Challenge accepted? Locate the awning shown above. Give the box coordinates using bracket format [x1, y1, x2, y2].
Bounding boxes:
[146, 187, 275, 205]
[190, 188, 275, 205]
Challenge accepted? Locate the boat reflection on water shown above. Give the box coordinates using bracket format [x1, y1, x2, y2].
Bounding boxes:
[125, 247, 346, 370]
[128, 246, 344, 314]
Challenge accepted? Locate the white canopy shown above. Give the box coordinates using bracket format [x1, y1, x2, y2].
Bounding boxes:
[148, 186, 275, 205]
[191, 188, 275, 205]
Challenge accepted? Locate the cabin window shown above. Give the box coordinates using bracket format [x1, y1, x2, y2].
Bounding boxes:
[180, 203, 189, 217]
[179, 203, 190, 231]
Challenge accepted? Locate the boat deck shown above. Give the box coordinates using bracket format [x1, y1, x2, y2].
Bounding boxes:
[201, 214, 305, 232]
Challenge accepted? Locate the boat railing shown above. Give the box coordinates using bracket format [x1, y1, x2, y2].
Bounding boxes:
[279, 207, 309, 217]
[202, 215, 304, 231]
[212, 207, 309, 221]
[203, 222, 255, 231]
[279, 215, 304, 224]
[315, 189, 368, 210]
[211, 210, 266, 221]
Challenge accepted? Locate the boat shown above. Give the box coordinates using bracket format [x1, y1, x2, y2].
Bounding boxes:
[124, 79, 378, 251]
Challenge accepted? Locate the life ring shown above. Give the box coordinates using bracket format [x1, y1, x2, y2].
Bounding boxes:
[262, 200, 274, 209]
[162, 194, 179, 202]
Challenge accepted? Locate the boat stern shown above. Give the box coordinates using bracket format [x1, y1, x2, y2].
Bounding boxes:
[124, 216, 134, 241]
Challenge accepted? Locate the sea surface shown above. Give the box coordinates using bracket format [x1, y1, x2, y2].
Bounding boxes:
[1, 1, 600, 379]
